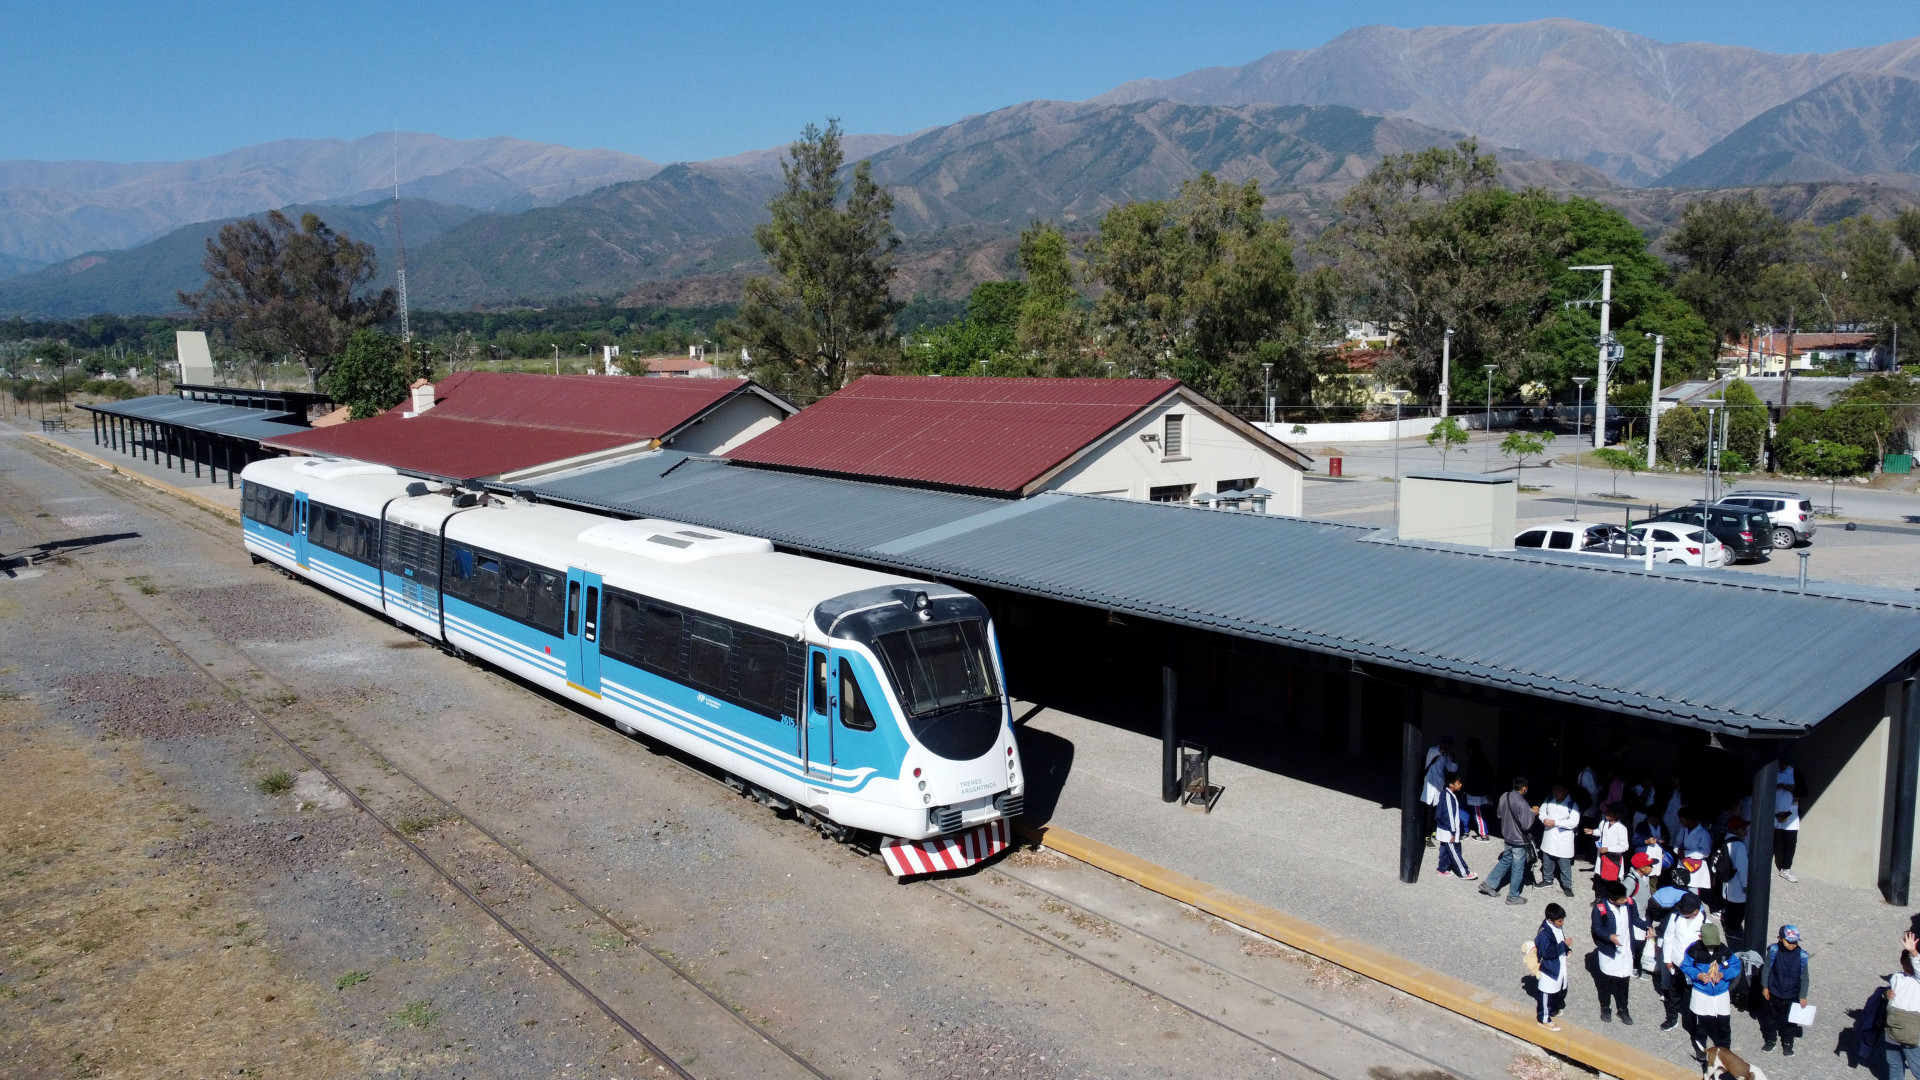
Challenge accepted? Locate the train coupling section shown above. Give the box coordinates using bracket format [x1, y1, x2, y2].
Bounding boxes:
[881, 819, 1013, 877]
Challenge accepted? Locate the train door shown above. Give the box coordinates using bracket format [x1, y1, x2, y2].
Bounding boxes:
[293, 492, 310, 567]
[803, 648, 833, 778]
[564, 568, 603, 697]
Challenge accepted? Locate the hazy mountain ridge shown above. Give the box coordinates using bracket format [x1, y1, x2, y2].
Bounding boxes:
[1658, 73, 1920, 187]
[0, 133, 659, 264]
[0, 199, 479, 318]
[1092, 19, 1920, 183]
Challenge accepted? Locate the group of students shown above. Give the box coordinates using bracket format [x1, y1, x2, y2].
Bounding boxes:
[1418, 736, 1817, 1062]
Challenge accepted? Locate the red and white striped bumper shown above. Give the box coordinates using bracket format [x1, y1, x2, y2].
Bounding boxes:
[881, 819, 1012, 877]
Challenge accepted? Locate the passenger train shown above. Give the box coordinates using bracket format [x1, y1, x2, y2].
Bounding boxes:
[238, 456, 1024, 859]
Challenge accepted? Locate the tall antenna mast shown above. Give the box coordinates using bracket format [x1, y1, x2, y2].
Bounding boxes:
[392, 129, 410, 343]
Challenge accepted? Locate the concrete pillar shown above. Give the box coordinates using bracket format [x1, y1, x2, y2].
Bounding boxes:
[1399, 686, 1425, 883]
[1746, 752, 1777, 948]
[1347, 673, 1365, 756]
[1887, 679, 1920, 906]
[1161, 639, 1180, 803]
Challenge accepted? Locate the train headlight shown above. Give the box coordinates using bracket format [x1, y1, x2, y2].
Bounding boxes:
[922, 793, 932, 804]
[917, 780, 926, 791]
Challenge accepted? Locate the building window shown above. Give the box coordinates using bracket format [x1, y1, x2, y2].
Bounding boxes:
[1163, 414, 1185, 457]
[1217, 478, 1257, 493]
[1150, 484, 1194, 503]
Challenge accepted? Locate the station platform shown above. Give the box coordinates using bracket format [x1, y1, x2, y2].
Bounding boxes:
[1015, 701, 1905, 1080]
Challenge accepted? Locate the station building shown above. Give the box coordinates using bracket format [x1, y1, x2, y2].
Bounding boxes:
[725, 376, 1311, 512]
[80, 382, 331, 488]
[502, 448, 1920, 939]
[262, 371, 796, 483]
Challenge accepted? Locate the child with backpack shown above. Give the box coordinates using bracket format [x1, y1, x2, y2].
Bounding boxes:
[1529, 903, 1571, 1030]
[1760, 925, 1811, 1056]
[1591, 880, 1648, 1024]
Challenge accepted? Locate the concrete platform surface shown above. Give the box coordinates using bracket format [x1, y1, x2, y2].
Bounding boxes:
[1015, 702, 1909, 1080]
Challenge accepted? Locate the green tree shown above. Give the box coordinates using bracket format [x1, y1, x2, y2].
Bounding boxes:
[1589, 447, 1640, 495]
[1833, 371, 1920, 460]
[327, 330, 411, 419]
[1320, 140, 1570, 400]
[1666, 194, 1789, 368]
[1499, 429, 1555, 472]
[729, 120, 901, 399]
[907, 280, 1025, 376]
[1089, 173, 1310, 402]
[1656, 404, 1708, 466]
[1721, 378, 1768, 467]
[1527, 198, 1716, 403]
[1014, 221, 1084, 365]
[1425, 415, 1470, 469]
[179, 210, 395, 391]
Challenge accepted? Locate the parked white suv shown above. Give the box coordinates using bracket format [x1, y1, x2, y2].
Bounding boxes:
[1719, 490, 1816, 549]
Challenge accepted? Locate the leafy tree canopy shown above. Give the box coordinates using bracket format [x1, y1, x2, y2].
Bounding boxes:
[327, 330, 412, 419]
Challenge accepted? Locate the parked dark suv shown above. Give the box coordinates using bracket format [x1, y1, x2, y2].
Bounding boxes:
[1632, 503, 1773, 563]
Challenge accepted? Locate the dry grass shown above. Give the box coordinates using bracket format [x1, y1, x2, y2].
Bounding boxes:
[0, 700, 361, 1077]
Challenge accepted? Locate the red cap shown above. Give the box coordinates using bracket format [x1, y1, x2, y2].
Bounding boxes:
[1630, 852, 1654, 870]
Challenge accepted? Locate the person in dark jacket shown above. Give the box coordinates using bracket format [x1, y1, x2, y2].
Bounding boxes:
[1591, 879, 1649, 1024]
[1479, 777, 1538, 905]
[1462, 738, 1496, 842]
[1534, 903, 1571, 1029]
[1435, 772, 1475, 879]
[1760, 925, 1811, 1055]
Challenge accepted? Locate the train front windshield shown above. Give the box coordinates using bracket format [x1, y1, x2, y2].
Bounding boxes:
[873, 618, 1003, 760]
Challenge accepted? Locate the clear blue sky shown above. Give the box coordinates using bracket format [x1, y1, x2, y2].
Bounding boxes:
[6, 0, 1918, 165]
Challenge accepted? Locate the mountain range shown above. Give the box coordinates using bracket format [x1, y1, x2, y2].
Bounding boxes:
[6, 18, 1920, 318]
[0, 132, 657, 265]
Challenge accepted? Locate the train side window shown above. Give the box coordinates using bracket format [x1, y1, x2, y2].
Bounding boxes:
[602, 592, 641, 663]
[583, 586, 599, 643]
[811, 652, 829, 716]
[471, 554, 503, 609]
[499, 561, 533, 621]
[688, 617, 731, 692]
[735, 631, 787, 714]
[442, 544, 474, 598]
[641, 605, 683, 674]
[838, 659, 877, 731]
[529, 570, 564, 635]
[566, 581, 581, 636]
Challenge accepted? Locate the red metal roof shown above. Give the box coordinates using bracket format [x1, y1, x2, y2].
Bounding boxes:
[262, 371, 749, 480]
[725, 375, 1182, 496]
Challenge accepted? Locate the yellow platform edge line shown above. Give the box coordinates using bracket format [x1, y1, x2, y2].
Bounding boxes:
[1014, 820, 1693, 1080]
[25, 433, 243, 525]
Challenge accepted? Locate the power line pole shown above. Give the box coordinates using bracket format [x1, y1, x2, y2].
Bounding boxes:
[1439, 327, 1453, 419]
[1569, 265, 1614, 450]
[1645, 334, 1664, 469]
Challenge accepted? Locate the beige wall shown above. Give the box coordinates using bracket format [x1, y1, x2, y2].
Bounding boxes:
[1046, 401, 1306, 515]
[666, 394, 789, 456]
[1795, 683, 1899, 889]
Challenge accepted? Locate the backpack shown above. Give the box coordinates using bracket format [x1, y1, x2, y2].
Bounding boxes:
[1522, 938, 1542, 976]
[1710, 837, 1736, 881]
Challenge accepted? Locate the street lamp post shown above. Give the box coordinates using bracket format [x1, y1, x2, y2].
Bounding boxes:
[1645, 333, 1664, 469]
[1389, 388, 1410, 533]
[552, 344, 559, 375]
[1572, 377, 1590, 522]
[1439, 328, 1453, 419]
[1483, 365, 1497, 471]
[1263, 363, 1274, 425]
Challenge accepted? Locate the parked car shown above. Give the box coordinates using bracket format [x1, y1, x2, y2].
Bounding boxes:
[1625, 523, 1726, 568]
[1633, 503, 1772, 563]
[1513, 521, 1627, 554]
[1719, 490, 1816, 549]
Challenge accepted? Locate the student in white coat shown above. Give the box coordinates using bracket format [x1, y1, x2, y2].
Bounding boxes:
[1587, 802, 1632, 885]
[1721, 817, 1751, 941]
[1660, 892, 1706, 1030]
[1538, 783, 1581, 898]
[1775, 765, 1801, 882]
[1676, 807, 1715, 896]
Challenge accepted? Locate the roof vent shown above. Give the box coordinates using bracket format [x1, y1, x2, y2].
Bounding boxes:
[404, 482, 429, 497]
[1399, 472, 1516, 549]
[576, 518, 773, 563]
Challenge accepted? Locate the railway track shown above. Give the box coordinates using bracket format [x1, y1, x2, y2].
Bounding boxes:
[11, 436, 1513, 1080]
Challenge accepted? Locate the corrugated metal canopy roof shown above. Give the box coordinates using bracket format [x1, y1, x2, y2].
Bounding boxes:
[517, 452, 1920, 737]
[81, 395, 310, 442]
[262, 371, 780, 481]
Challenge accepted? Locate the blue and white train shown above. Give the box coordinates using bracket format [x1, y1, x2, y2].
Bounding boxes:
[238, 456, 1024, 860]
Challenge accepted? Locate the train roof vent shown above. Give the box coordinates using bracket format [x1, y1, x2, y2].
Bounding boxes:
[576, 519, 773, 563]
[293, 457, 399, 481]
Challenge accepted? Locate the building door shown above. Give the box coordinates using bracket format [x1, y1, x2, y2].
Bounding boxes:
[564, 569, 603, 697]
[293, 492, 310, 568]
[804, 648, 834, 779]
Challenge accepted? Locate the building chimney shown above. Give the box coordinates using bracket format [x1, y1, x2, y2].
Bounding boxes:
[410, 380, 436, 415]
[1398, 472, 1516, 549]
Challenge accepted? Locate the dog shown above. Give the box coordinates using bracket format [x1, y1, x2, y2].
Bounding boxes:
[1704, 1046, 1769, 1080]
